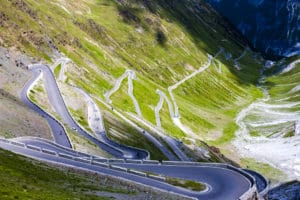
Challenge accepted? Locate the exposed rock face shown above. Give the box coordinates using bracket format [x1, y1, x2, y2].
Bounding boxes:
[206, 0, 300, 58]
[268, 181, 300, 200]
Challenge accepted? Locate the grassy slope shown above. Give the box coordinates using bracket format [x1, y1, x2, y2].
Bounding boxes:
[0, 0, 263, 155]
[266, 57, 300, 100]
[0, 148, 128, 199]
[242, 57, 300, 138]
[241, 158, 287, 183]
[233, 57, 300, 182]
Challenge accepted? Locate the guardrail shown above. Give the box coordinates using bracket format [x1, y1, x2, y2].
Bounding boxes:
[128, 169, 146, 177]
[142, 160, 160, 164]
[108, 159, 125, 163]
[17, 137, 87, 157]
[0, 137, 261, 199]
[58, 152, 75, 160]
[226, 166, 257, 200]
[73, 157, 90, 163]
[0, 138, 166, 182]
[91, 160, 109, 168]
[10, 141, 25, 147]
[26, 144, 42, 151]
[13, 137, 105, 160]
[42, 148, 57, 155]
[93, 158, 108, 163]
[148, 174, 166, 181]
[125, 159, 142, 164]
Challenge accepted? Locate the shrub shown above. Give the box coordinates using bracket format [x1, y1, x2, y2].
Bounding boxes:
[156, 29, 167, 45]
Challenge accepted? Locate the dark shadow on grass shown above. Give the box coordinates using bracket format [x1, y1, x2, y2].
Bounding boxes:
[115, 0, 261, 86]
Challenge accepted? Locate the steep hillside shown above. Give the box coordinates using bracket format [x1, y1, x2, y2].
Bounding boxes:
[206, 0, 300, 58]
[0, 0, 263, 162]
[0, 47, 52, 139]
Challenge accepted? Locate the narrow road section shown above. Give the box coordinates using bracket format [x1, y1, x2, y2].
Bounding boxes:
[105, 70, 142, 117]
[20, 67, 72, 148]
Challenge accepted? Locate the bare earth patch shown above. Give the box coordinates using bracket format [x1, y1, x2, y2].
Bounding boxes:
[0, 47, 52, 139]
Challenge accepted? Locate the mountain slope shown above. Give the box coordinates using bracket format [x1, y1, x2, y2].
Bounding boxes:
[0, 47, 52, 139]
[0, 0, 264, 162]
[233, 56, 300, 180]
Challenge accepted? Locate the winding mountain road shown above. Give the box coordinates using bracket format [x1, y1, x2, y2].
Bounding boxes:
[20, 67, 72, 148]
[154, 54, 213, 132]
[10, 54, 270, 199]
[168, 54, 213, 118]
[233, 47, 249, 70]
[23, 64, 148, 159]
[154, 53, 215, 137]
[104, 69, 189, 160]
[105, 70, 142, 117]
[155, 89, 175, 128]
[212, 47, 224, 73]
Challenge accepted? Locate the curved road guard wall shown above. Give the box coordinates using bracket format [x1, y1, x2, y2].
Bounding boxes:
[110, 165, 128, 172]
[10, 141, 25, 147]
[128, 169, 147, 177]
[108, 159, 125, 163]
[42, 148, 57, 155]
[26, 144, 42, 151]
[13, 138, 99, 160]
[125, 159, 143, 164]
[15, 137, 87, 157]
[142, 160, 160, 164]
[58, 152, 75, 160]
[91, 160, 109, 168]
[147, 174, 166, 182]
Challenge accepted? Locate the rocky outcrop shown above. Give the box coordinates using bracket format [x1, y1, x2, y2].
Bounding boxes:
[206, 0, 300, 58]
[267, 181, 300, 200]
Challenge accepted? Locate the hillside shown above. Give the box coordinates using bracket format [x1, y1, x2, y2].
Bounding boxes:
[1, 0, 286, 192]
[234, 56, 300, 181]
[0, 0, 262, 150]
[0, 47, 52, 139]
